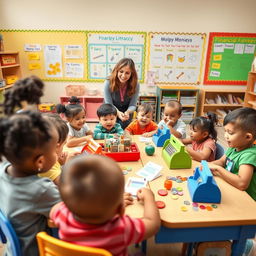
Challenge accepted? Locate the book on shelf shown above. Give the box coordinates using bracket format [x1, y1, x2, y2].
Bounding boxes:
[227, 94, 233, 104]
[180, 96, 196, 105]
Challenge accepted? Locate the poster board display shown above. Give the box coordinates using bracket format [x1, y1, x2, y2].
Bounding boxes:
[148, 32, 206, 84]
[204, 32, 256, 85]
[87, 31, 146, 82]
[0, 30, 87, 81]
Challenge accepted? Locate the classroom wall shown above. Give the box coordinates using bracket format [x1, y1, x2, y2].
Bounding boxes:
[1, 0, 255, 103]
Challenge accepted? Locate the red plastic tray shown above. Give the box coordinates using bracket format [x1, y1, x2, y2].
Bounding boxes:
[101, 143, 140, 162]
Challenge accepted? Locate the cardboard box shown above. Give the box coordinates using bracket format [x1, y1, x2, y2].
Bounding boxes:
[0, 55, 16, 66]
[6, 75, 18, 85]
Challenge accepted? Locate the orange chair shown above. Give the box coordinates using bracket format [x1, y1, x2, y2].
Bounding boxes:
[36, 232, 112, 256]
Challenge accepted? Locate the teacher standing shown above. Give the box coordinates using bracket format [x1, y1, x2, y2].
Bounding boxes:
[103, 58, 140, 129]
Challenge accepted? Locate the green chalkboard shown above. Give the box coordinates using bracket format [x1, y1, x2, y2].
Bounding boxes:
[204, 32, 256, 85]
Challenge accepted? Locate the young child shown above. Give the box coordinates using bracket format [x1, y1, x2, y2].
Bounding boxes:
[0, 110, 61, 256]
[93, 103, 124, 139]
[208, 107, 256, 198]
[56, 96, 93, 147]
[209, 107, 256, 256]
[3, 75, 44, 115]
[125, 103, 158, 137]
[39, 113, 79, 186]
[158, 100, 186, 139]
[50, 154, 160, 255]
[182, 114, 217, 162]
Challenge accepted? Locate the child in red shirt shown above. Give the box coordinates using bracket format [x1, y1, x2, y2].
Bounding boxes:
[125, 103, 158, 137]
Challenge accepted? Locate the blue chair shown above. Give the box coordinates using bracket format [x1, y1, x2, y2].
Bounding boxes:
[215, 143, 225, 160]
[0, 210, 21, 256]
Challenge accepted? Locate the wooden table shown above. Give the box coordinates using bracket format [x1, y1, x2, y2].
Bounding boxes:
[132, 136, 256, 256]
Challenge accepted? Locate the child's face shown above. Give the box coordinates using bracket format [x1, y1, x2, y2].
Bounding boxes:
[189, 125, 208, 142]
[99, 114, 117, 131]
[41, 128, 58, 172]
[69, 110, 86, 130]
[137, 110, 152, 128]
[117, 65, 131, 84]
[224, 123, 250, 149]
[163, 106, 181, 126]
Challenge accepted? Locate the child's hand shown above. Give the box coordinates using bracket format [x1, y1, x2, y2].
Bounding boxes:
[123, 111, 130, 121]
[167, 119, 175, 127]
[58, 152, 68, 165]
[137, 188, 154, 203]
[123, 192, 134, 207]
[208, 163, 221, 176]
[142, 132, 151, 137]
[66, 151, 80, 162]
[84, 135, 92, 142]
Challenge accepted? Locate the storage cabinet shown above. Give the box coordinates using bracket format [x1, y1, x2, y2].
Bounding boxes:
[200, 89, 245, 123]
[0, 51, 21, 92]
[156, 86, 199, 123]
[138, 95, 158, 121]
[60, 95, 104, 122]
[244, 72, 256, 109]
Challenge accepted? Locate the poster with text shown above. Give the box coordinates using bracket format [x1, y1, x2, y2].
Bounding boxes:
[148, 32, 206, 84]
[87, 31, 146, 82]
[44, 45, 63, 78]
[204, 32, 256, 85]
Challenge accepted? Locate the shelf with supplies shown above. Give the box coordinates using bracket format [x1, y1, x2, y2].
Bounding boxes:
[200, 88, 245, 123]
[138, 95, 158, 121]
[0, 51, 21, 91]
[244, 72, 256, 109]
[156, 85, 199, 123]
[59, 95, 104, 122]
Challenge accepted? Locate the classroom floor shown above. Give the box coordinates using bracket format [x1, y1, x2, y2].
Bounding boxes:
[0, 125, 227, 256]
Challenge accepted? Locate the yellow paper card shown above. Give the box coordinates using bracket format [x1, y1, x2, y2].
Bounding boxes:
[213, 55, 222, 61]
[28, 53, 40, 60]
[212, 63, 221, 69]
[28, 63, 41, 70]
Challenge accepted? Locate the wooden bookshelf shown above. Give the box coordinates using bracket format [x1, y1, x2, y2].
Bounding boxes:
[200, 88, 245, 123]
[156, 85, 199, 123]
[244, 72, 256, 109]
[0, 51, 21, 91]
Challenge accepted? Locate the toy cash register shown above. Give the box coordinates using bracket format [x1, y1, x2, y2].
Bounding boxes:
[188, 160, 221, 203]
[152, 125, 170, 147]
[162, 135, 191, 169]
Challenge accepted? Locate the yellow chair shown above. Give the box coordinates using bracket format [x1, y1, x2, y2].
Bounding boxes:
[36, 232, 112, 256]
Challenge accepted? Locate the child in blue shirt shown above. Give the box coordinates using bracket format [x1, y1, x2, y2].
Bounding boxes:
[93, 103, 124, 139]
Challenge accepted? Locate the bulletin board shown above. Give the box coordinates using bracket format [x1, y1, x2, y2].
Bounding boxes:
[204, 32, 256, 85]
[87, 31, 146, 82]
[0, 30, 87, 81]
[148, 32, 206, 84]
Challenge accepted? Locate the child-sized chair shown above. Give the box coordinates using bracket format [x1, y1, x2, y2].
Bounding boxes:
[0, 210, 21, 256]
[36, 232, 112, 256]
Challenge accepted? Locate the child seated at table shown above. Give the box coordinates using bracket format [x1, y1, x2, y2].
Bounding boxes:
[56, 96, 93, 147]
[93, 103, 124, 139]
[50, 155, 160, 255]
[208, 107, 256, 256]
[158, 100, 186, 139]
[182, 113, 217, 162]
[125, 103, 158, 137]
[38, 113, 79, 186]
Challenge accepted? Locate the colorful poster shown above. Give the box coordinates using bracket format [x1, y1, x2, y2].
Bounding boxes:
[204, 32, 256, 85]
[87, 32, 146, 82]
[148, 32, 206, 84]
[64, 45, 83, 59]
[44, 45, 63, 78]
[65, 63, 84, 78]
